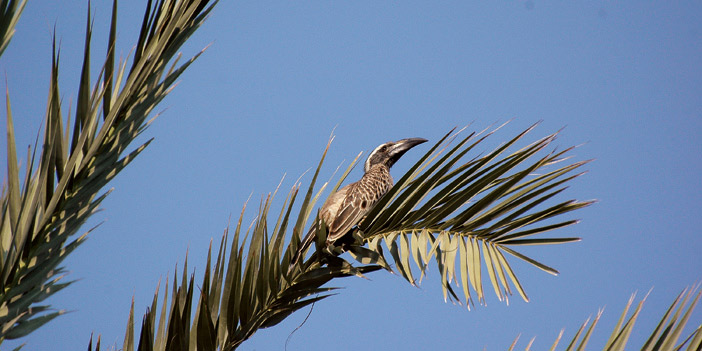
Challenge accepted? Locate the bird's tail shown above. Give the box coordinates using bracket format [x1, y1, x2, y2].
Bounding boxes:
[289, 224, 318, 269]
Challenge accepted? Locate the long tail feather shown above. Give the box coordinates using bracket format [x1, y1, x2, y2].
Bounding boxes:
[289, 224, 318, 269]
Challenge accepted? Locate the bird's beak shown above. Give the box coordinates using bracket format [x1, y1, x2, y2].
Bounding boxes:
[388, 137, 428, 160]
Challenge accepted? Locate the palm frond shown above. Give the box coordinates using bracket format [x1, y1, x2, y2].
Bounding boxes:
[0, 0, 27, 57]
[97, 137, 380, 350]
[345, 124, 594, 306]
[510, 286, 702, 351]
[0, 0, 216, 341]
[103, 125, 595, 350]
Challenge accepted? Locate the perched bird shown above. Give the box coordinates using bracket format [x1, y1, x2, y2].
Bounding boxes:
[290, 137, 427, 267]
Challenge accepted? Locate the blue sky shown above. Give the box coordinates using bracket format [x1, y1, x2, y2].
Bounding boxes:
[1, 1, 701, 350]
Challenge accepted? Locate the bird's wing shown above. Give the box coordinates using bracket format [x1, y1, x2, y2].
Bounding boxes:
[320, 186, 349, 225]
[289, 185, 352, 267]
[326, 183, 373, 242]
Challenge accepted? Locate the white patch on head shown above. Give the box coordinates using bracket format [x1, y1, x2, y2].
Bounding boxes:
[365, 142, 392, 173]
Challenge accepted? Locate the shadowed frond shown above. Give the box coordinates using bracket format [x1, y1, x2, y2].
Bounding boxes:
[346, 124, 594, 306]
[509, 286, 702, 351]
[0, 0, 27, 57]
[0, 0, 216, 342]
[93, 136, 381, 351]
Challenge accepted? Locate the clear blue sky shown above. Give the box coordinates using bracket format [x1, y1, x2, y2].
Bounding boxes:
[1, 1, 701, 350]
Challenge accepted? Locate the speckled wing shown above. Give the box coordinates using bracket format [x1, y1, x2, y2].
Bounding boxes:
[326, 182, 374, 242]
[289, 185, 352, 267]
[320, 185, 349, 225]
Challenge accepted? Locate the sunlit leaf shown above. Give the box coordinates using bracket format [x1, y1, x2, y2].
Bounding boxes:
[1, 0, 218, 342]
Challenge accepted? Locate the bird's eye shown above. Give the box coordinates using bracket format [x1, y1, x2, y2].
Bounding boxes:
[380, 145, 388, 152]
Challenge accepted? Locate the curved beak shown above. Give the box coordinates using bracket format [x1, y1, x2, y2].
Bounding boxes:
[391, 137, 428, 154]
[388, 137, 428, 164]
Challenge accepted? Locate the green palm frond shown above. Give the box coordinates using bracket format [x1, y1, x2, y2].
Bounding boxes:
[0, 0, 27, 57]
[509, 286, 702, 351]
[0, 0, 216, 342]
[95, 137, 381, 351]
[104, 125, 594, 350]
[343, 124, 593, 306]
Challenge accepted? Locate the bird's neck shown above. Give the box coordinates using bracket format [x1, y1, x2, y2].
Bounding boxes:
[362, 164, 393, 187]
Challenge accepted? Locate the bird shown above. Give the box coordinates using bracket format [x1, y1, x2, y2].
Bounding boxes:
[289, 137, 428, 268]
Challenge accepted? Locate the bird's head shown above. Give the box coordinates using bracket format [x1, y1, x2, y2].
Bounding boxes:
[364, 137, 428, 173]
